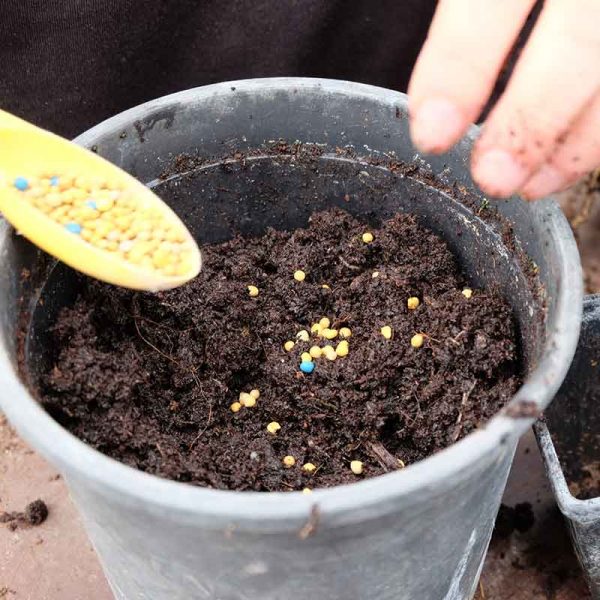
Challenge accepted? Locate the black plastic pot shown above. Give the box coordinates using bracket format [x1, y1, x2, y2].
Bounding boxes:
[0, 79, 583, 600]
[536, 295, 600, 598]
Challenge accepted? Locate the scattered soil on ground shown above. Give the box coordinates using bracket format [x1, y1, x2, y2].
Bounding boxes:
[36, 209, 521, 491]
[0, 499, 48, 531]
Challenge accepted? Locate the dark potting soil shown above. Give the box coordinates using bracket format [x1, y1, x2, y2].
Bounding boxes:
[38, 209, 521, 491]
[0, 499, 48, 531]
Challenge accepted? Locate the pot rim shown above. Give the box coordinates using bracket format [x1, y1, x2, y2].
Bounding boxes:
[0, 78, 583, 527]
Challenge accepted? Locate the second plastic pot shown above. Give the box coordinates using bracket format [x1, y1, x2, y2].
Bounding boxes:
[536, 295, 600, 598]
[0, 78, 583, 600]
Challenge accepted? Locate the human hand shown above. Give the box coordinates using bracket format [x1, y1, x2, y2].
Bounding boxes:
[408, 0, 600, 200]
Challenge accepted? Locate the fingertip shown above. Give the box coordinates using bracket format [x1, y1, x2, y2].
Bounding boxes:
[520, 164, 570, 200]
[409, 98, 466, 154]
[472, 148, 530, 198]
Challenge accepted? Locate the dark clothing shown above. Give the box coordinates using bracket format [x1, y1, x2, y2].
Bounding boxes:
[0, 1, 436, 138]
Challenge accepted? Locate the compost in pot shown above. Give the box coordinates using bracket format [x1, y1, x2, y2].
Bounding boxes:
[35, 208, 521, 491]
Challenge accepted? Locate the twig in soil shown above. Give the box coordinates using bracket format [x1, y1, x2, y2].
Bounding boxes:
[368, 442, 402, 472]
[189, 403, 214, 449]
[332, 314, 352, 329]
[348, 438, 364, 452]
[339, 257, 361, 271]
[130, 313, 183, 333]
[298, 504, 320, 540]
[412, 392, 423, 417]
[134, 318, 178, 364]
[398, 409, 416, 427]
[452, 381, 477, 442]
[418, 332, 440, 345]
[134, 314, 201, 389]
[449, 330, 467, 346]
[312, 397, 338, 412]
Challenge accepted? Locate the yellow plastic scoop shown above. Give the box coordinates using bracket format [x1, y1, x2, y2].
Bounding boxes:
[0, 109, 201, 291]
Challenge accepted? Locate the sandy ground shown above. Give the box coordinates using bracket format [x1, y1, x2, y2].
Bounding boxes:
[0, 415, 112, 600]
[0, 180, 598, 600]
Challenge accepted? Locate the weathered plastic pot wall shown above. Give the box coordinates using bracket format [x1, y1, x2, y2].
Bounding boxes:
[536, 295, 600, 598]
[0, 79, 583, 600]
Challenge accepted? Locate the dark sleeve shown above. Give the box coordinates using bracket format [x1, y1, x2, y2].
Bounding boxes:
[0, 0, 435, 138]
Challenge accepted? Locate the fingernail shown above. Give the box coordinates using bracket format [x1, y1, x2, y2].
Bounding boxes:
[472, 149, 529, 197]
[410, 98, 464, 154]
[521, 164, 568, 200]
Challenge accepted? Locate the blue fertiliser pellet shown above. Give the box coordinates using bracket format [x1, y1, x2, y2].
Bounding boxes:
[14, 177, 28, 191]
[300, 361, 315, 374]
[86, 200, 98, 209]
[50, 176, 59, 187]
[65, 222, 82, 234]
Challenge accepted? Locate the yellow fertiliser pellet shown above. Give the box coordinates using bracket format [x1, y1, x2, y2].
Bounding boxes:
[296, 330, 310, 342]
[28, 187, 45, 199]
[462, 288, 473, 299]
[301, 352, 312, 363]
[230, 402, 242, 413]
[397, 459, 406, 469]
[250, 389, 260, 400]
[350, 460, 364, 475]
[323, 345, 337, 361]
[284, 340, 295, 352]
[309, 346, 322, 359]
[152, 229, 166, 241]
[311, 323, 322, 335]
[321, 284, 330, 290]
[283, 455, 296, 468]
[294, 270, 306, 282]
[336, 340, 349, 357]
[407, 297, 420, 310]
[411, 334, 425, 348]
[46, 193, 63, 208]
[153, 251, 171, 269]
[319, 317, 331, 329]
[240, 392, 256, 408]
[339, 327, 352, 339]
[165, 229, 185, 243]
[323, 328, 338, 340]
[248, 285, 259, 297]
[302, 488, 312, 495]
[381, 325, 393, 340]
[266, 422, 281, 435]
[362, 232, 374, 243]
[128, 241, 154, 265]
[302, 463, 317, 473]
